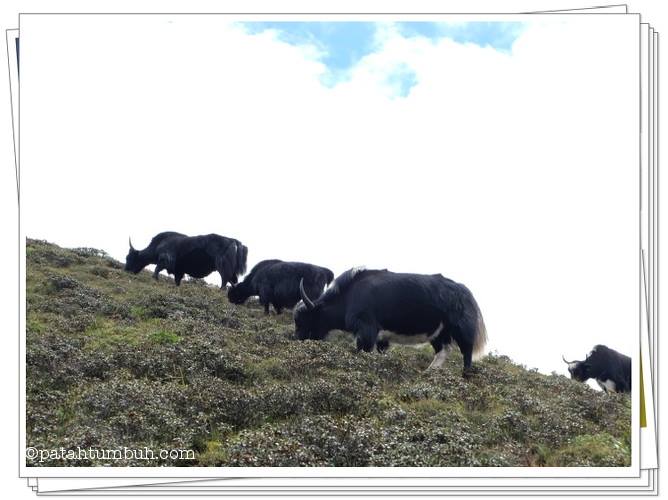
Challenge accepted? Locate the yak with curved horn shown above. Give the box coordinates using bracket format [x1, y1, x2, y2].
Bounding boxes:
[124, 231, 248, 288]
[562, 346, 631, 393]
[294, 267, 487, 377]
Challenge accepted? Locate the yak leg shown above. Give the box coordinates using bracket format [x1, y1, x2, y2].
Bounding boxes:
[449, 315, 477, 378]
[426, 326, 452, 370]
[215, 255, 234, 289]
[427, 349, 449, 370]
[174, 272, 184, 286]
[153, 257, 165, 280]
[215, 256, 228, 289]
[376, 337, 390, 353]
[154, 253, 174, 282]
[216, 244, 239, 289]
[457, 340, 474, 378]
[258, 286, 273, 315]
[354, 323, 379, 353]
[272, 304, 283, 315]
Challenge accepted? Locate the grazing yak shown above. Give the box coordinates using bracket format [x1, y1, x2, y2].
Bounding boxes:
[294, 268, 487, 377]
[562, 345, 631, 393]
[124, 232, 248, 288]
[228, 259, 334, 314]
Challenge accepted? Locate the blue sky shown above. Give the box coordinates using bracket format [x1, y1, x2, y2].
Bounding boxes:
[241, 22, 525, 96]
[396, 21, 524, 53]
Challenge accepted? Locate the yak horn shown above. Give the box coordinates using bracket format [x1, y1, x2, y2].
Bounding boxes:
[562, 355, 576, 365]
[128, 236, 135, 250]
[299, 278, 315, 309]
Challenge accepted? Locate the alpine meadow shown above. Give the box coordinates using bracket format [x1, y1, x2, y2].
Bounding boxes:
[26, 239, 631, 467]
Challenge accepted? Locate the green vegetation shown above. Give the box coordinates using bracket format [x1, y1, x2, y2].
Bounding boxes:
[26, 238, 631, 467]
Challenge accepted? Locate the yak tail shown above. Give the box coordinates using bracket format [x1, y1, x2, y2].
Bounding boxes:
[236, 243, 248, 277]
[471, 295, 488, 361]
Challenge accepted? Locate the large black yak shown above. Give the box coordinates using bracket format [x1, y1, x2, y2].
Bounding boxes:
[228, 259, 334, 314]
[562, 345, 631, 393]
[294, 268, 487, 377]
[124, 232, 248, 288]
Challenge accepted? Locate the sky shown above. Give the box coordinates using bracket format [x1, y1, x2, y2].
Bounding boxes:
[239, 21, 524, 91]
[20, 16, 640, 382]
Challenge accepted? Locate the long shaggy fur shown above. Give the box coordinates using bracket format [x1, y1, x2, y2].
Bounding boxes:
[235, 243, 249, 277]
[294, 268, 488, 375]
[229, 259, 334, 313]
[466, 286, 488, 360]
[319, 267, 378, 302]
[124, 231, 247, 288]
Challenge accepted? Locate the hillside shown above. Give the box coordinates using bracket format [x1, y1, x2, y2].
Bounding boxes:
[25, 239, 631, 467]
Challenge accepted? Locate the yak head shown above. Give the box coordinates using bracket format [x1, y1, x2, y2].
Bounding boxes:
[227, 281, 251, 305]
[562, 355, 590, 382]
[124, 237, 144, 274]
[293, 279, 329, 341]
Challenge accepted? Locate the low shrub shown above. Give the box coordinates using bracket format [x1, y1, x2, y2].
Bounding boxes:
[25, 239, 632, 468]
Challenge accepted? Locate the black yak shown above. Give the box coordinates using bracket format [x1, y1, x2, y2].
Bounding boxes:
[562, 345, 631, 393]
[294, 268, 487, 377]
[228, 259, 334, 314]
[124, 232, 248, 288]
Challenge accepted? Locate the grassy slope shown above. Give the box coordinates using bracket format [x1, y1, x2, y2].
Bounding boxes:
[26, 239, 631, 467]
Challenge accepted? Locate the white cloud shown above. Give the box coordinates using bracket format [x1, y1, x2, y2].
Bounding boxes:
[21, 15, 639, 379]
